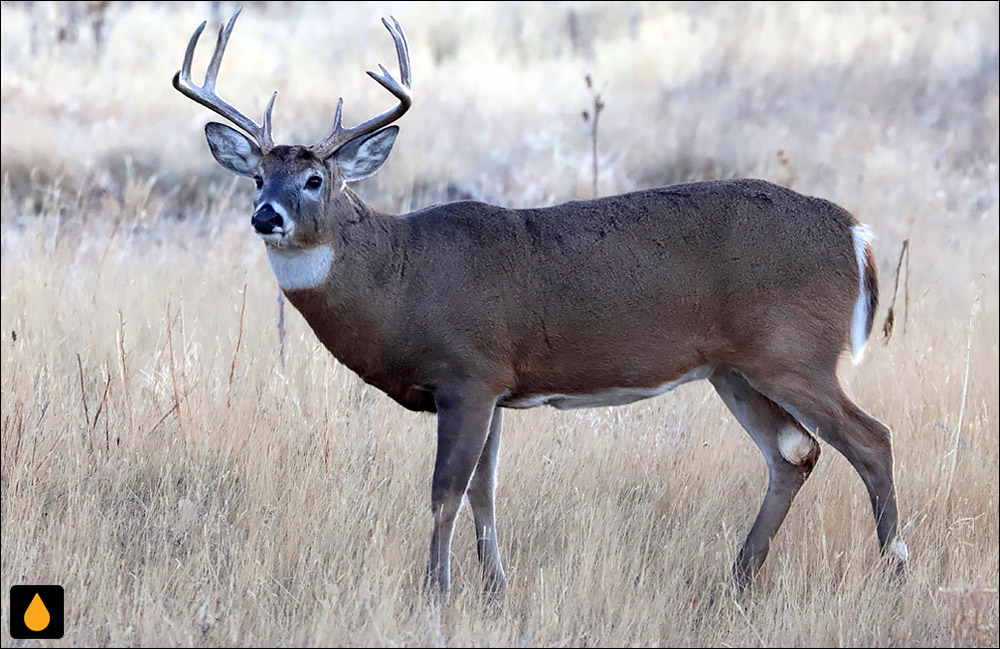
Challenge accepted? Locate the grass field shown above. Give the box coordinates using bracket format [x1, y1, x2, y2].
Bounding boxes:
[1, 2, 998, 646]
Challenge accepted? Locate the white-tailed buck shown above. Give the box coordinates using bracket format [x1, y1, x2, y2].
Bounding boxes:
[174, 9, 906, 601]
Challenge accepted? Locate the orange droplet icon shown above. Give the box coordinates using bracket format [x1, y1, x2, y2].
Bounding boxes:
[24, 593, 51, 632]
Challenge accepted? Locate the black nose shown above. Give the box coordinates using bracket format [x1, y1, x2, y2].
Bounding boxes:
[251, 204, 284, 234]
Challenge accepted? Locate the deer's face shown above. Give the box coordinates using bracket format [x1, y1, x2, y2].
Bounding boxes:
[204, 122, 398, 249]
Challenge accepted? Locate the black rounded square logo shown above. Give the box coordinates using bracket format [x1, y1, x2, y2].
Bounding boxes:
[9, 585, 64, 639]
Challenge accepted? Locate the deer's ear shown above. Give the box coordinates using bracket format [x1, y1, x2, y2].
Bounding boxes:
[205, 122, 261, 177]
[332, 126, 398, 182]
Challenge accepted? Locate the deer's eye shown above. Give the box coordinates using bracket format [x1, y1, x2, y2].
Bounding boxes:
[254, 176, 263, 189]
[305, 175, 323, 190]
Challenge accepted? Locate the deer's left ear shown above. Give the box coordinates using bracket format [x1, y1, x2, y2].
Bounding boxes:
[331, 126, 398, 182]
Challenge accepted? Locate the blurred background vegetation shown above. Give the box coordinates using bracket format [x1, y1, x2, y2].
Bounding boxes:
[2, 3, 996, 230]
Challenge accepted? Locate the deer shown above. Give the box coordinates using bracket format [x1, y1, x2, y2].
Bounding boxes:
[173, 9, 907, 602]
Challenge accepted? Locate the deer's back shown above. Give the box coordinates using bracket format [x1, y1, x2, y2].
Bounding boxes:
[394, 178, 861, 395]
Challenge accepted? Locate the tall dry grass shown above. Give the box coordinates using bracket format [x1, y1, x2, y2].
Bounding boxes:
[2, 2, 998, 646]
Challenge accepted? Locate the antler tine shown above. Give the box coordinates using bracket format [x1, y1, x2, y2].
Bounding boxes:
[180, 20, 206, 81]
[312, 17, 412, 157]
[173, 8, 276, 152]
[386, 16, 411, 88]
[261, 91, 277, 151]
[204, 8, 240, 89]
[332, 98, 345, 131]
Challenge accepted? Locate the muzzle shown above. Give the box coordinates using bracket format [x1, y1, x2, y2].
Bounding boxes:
[251, 203, 285, 235]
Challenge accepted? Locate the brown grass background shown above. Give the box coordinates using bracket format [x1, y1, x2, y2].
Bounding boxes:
[1, 1, 997, 646]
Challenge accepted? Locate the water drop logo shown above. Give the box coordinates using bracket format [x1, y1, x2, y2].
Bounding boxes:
[24, 593, 51, 631]
[9, 585, 64, 639]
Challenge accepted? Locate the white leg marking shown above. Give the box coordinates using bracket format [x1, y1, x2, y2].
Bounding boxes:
[778, 426, 817, 465]
[892, 540, 909, 562]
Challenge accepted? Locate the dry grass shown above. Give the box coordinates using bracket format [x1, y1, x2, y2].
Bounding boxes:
[1, 2, 998, 646]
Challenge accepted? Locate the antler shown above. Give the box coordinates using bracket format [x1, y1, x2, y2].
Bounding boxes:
[310, 17, 412, 158]
[173, 7, 276, 152]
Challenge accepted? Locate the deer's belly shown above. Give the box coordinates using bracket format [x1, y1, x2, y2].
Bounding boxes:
[500, 364, 715, 410]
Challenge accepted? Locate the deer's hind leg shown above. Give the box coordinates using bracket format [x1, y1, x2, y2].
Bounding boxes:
[741, 367, 904, 576]
[710, 367, 820, 591]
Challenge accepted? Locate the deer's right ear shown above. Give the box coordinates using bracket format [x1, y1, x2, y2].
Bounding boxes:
[205, 122, 262, 177]
[331, 126, 399, 182]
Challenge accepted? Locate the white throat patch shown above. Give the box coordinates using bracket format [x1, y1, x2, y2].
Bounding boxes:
[265, 245, 334, 291]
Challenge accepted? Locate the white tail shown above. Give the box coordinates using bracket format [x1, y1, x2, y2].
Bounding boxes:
[850, 224, 878, 364]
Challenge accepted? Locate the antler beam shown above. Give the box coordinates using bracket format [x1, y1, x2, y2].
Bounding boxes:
[173, 7, 276, 152]
[311, 17, 412, 157]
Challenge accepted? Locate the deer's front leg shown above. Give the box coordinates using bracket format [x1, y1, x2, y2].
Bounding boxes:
[467, 408, 506, 603]
[426, 384, 498, 602]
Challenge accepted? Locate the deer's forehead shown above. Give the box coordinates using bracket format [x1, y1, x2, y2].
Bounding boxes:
[262, 147, 324, 174]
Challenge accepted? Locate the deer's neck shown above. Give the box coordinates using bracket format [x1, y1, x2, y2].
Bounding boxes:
[266, 245, 335, 291]
[270, 189, 402, 383]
